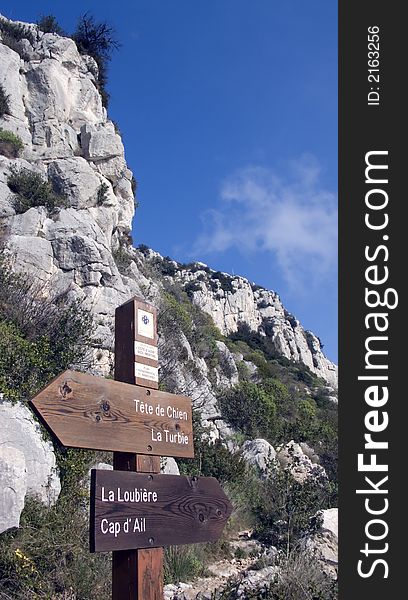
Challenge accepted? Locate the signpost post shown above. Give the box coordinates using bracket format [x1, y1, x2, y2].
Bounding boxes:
[113, 298, 163, 600]
[29, 296, 233, 600]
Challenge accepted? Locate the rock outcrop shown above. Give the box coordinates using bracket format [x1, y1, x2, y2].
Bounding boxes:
[304, 508, 338, 577]
[0, 19, 144, 373]
[0, 400, 61, 532]
[276, 440, 327, 483]
[241, 438, 276, 475]
[175, 264, 337, 387]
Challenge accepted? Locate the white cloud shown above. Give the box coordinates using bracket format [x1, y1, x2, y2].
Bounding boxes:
[193, 156, 337, 291]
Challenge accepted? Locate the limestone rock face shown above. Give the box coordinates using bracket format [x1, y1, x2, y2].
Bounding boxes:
[0, 400, 61, 532]
[0, 446, 27, 532]
[213, 341, 239, 389]
[176, 266, 337, 388]
[80, 123, 124, 163]
[0, 18, 336, 394]
[0, 21, 144, 379]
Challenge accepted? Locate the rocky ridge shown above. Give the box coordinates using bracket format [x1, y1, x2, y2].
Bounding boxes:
[173, 262, 337, 387]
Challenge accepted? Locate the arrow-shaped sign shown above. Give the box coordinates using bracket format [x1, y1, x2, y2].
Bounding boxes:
[29, 370, 194, 458]
[90, 470, 233, 552]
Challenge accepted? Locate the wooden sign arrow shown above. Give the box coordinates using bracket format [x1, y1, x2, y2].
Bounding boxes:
[90, 470, 233, 552]
[29, 370, 194, 458]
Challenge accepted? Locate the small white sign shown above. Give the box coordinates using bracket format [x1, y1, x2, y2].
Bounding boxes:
[137, 309, 154, 339]
[134, 341, 158, 361]
[135, 362, 159, 382]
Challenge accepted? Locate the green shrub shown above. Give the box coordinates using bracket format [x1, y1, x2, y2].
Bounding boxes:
[159, 290, 194, 341]
[157, 284, 224, 390]
[0, 259, 94, 401]
[0, 464, 111, 599]
[236, 359, 251, 381]
[176, 410, 244, 487]
[161, 285, 222, 357]
[37, 15, 65, 35]
[164, 545, 206, 585]
[112, 245, 132, 273]
[137, 243, 150, 256]
[0, 128, 24, 158]
[200, 440, 246, 484]
[97, 181, 110, 205]
[0, 33, 31, 60]
[226, 323, 338, 486]
[0, 17, 35, 60]
[266, 550, 337, 600]
[160, 256, 178, 276]
[0, 84, 10, 118]
[184, 280, 202, 297]
[219, 381, 278, 441]
[241, 466, 332, 552]
[7, 166, 67, 213]
[0, 320, 50, 402]
[211, 271, 234, 293]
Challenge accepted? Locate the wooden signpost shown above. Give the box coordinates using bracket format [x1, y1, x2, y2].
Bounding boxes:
[30, 370, 194, 458]
[29, 297, 233, 600]
[90, 471, 233, 552]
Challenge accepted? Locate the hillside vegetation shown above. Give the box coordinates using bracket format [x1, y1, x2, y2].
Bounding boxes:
[0, 255, 337, 599]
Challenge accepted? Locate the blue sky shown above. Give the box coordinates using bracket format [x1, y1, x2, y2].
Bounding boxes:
[2, 1, 338, 362]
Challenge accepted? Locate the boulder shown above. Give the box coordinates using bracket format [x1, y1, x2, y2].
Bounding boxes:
[0, 446, 27, 532]
[304, 508, 338, 577]
[7, 234, 55, 282]
[241, 439, 276, 475]
[8, 206, 49, 237]
[161, 457, 180, 475]
[47, 157, 107, 209]
[0, 400, 61, 532]
[80, 123, 124, 162]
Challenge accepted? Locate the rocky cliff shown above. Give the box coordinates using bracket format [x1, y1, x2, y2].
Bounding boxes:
[0, 17, 337, 539]
[0, 17, 337, 389]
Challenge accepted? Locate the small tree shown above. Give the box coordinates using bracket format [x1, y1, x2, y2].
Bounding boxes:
[72, 13, 120, 106]
[73, 13, 120, 59]
[37, 15, 65, 35]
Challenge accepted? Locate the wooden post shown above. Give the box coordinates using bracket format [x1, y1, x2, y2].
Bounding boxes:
[113, 298, 163, 600]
